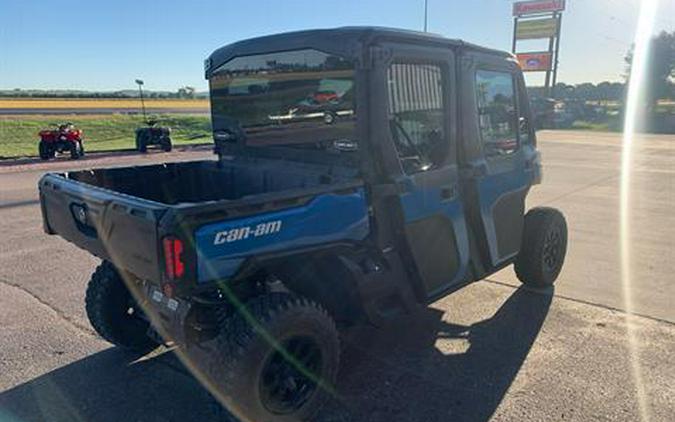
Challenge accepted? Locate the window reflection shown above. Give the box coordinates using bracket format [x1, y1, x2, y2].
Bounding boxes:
[209, 49, 357, 152]
[476, 70, 518, 156]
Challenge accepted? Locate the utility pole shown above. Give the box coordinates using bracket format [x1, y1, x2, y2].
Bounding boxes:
[135, 79, 147, 123]
[543, 31, 555, 96]
[550, 12, 563, 98]
[424, 0, 428, 32]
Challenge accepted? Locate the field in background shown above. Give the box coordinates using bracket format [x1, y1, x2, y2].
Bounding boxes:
[0, 114, 212, 157]
[0, 98, 209, 110]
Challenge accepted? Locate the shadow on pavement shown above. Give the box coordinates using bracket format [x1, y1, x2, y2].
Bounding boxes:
[0, 348, 215, 422]
[323, 287, 553, 421]
[0, 287, 551, 422]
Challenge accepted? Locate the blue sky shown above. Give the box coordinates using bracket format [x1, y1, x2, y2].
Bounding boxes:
[0, 0, 672, 91]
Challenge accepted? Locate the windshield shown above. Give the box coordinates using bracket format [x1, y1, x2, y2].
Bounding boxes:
[209, 49, 358, 154]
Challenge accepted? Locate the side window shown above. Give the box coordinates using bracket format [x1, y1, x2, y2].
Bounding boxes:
[475, 70, 518, 156]
[387, 63, 447, 174]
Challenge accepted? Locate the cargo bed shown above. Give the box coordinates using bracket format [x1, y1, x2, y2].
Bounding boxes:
[39, 157, 365, 285]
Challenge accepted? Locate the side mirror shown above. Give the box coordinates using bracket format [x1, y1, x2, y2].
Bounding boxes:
[519, 116, 532, 144]
[519, 116, 529, 132]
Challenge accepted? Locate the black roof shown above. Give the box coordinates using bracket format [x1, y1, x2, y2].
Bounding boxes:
[205, 26, 511, 78]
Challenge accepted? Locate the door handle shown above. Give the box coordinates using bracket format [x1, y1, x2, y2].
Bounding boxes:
[460, 162, 488, 179]
[395, 178, 415, 194]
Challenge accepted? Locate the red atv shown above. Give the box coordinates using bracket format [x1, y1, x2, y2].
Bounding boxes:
[38, 123, 85, 160]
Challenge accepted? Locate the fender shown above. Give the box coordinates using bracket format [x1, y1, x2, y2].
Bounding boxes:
[194, 189, 370, 283]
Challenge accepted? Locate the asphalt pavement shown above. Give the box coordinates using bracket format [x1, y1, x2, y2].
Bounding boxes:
[0, 131, 673, 421]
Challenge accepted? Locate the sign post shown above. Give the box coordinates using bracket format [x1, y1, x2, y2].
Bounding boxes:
[512, 0, 565, 97]
[551, 12, 563, 91]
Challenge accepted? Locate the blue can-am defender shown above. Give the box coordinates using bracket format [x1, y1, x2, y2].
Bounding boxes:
[38, 27, 567, 421]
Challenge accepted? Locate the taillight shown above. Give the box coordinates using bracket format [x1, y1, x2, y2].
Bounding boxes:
[163, 236, 185, 280]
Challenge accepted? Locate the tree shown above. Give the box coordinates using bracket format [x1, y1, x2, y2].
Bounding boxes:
[553, 82, 575, 100]
[177, 86, 196, 99]
[596, 82, 621, 103]
[625, 30, 675, 110]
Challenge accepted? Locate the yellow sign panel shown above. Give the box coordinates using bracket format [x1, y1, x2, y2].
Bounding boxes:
[516, 18, 558, 40]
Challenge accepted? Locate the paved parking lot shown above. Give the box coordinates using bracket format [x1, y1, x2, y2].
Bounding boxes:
[0, 131, 673, 421]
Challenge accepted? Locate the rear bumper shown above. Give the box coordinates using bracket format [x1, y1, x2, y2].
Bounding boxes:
[139, 282, 192, 345]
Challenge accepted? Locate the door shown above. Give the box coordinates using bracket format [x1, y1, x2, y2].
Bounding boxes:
[461, 54, 535, 268]
[382, 50, 470, 298]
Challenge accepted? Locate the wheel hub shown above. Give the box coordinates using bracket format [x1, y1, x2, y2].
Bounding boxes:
[259, 336, 323, 415]
[542, 226, 562, 272]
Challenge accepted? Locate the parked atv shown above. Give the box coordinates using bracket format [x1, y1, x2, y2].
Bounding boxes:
[135, 120, 172, 152]
[38, 123, 85, 160]
[39, 27, 568, 422]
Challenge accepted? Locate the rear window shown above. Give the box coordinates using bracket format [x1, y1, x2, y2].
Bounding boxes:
[209, 49, 357, 154]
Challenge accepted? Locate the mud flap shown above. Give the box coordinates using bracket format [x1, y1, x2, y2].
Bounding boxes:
[347, 249, 419, 326]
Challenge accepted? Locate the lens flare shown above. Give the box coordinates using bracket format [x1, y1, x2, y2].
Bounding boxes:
[620, 1, 659, 420]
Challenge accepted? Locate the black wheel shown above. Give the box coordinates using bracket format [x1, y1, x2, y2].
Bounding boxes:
[212, 293, 339, 422]
[136, 132, 148, 153]
[160, 137, 172, 152]
[69, 141, 81, 159]
[85, 261, 159, 352]
[38, 141, 51, 160]
[515, 207, 568, 287]
[323, 111, 336, 125]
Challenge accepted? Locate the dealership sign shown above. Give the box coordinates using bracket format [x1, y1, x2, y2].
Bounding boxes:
[516, 52, 552, 71]
[516, 17, 558, 40]
[513, 0, 565, 16]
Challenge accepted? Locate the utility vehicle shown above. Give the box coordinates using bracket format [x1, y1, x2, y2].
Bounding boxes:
[39, 27, 567, 421]
[38, 122, 85, 160]
[135, 119, 173, 152]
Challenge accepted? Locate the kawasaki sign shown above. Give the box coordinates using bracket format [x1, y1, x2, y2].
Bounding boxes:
[513, 0, 565, 16]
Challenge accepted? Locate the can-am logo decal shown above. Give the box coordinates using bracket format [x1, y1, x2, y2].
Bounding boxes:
[213, 220, 282, 245]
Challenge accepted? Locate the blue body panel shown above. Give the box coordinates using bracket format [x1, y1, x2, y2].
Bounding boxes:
[396, 175, 471, 292]
[477, 166, 529, 264]
[195, 189, 369, 283]
[475, 144, 536, 266]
